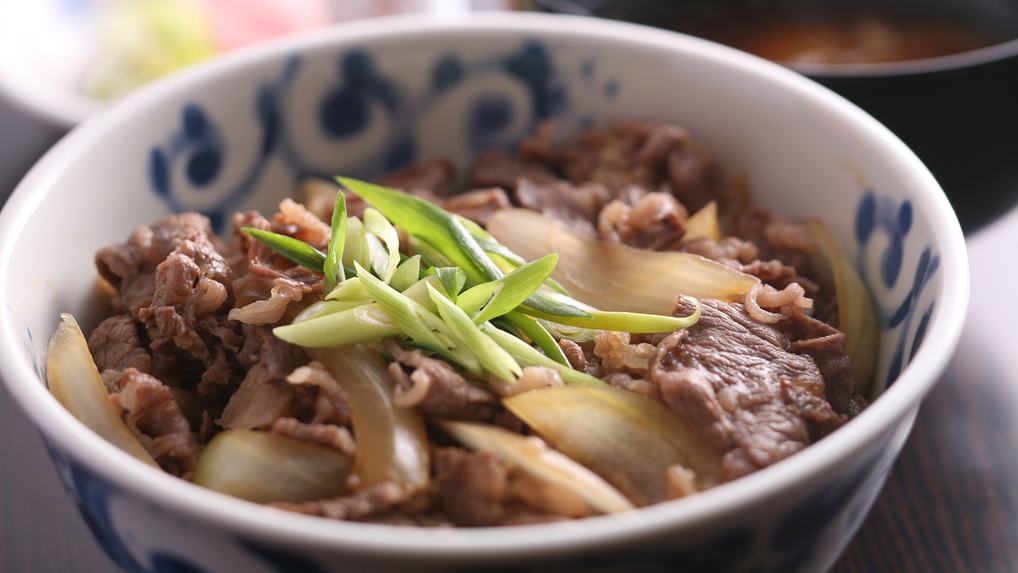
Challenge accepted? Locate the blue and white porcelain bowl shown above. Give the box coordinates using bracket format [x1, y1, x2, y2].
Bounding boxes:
[0, 12, 968, 573]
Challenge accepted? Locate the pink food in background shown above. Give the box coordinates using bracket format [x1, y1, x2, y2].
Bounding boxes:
[205, 0, 330, 51]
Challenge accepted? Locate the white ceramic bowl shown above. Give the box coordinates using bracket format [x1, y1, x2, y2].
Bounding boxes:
[0, 12, 968, 573]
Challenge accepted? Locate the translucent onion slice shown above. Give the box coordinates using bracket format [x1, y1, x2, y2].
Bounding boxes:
[193, 429, 351, 503]
[488, 209, 758, 314]
[439, 421, 634, 514]
[46, 314, 157, 466]
[503, 385, 724, 506]
[803, 219, 881, 397]
[682, 201, 721, 242]
[312, 344, 430, 489]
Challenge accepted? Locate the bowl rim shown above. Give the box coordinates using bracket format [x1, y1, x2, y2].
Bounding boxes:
[0, 10, 969, 559]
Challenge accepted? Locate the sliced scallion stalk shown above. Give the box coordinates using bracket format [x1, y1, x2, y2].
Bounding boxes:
[242, 228, 325, 274]
[363, 208, 400, 283]
[389, 255, 421, 292]
[273, 304, 401, 347]
[427, 283, 522, 383]
[482, 324, 604, 387]
[504, 311, 570, 367]
[521, 296, 702, 333]
[323, 187, 348, 291]
[457, 254, 557, 325]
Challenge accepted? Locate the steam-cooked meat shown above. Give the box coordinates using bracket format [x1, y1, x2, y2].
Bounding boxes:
[218, 324, 307, 429]
[379, 158, 457, 197]
[435, 448, 508, 527]
[438, 188, 512, 226]
[648, 298, 850, 481]
[273, 481, 416, 520]
[269, 417, 356, 455]
[514, 177, 614, 239]
[88, 314, 151, 392]
[384, 340, 497, 421]
[778, 313, 868, 418]
[112, 368, 201, 477]
[469, 147, 558, 190]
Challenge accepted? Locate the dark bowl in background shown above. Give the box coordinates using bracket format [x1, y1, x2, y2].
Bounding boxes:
[534, 0, 1018, 234]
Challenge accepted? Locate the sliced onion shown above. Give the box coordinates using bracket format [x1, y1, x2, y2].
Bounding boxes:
[803, 219, 880, 397]
[488, 209, 758, 314]
[503, 385, 724, 506]
[682, 201, 721, 242]
[312, 344, 430, 489]
[46, 314, 157, 466]
[439, 421, 634, 514]
[193, 429, 351, 503]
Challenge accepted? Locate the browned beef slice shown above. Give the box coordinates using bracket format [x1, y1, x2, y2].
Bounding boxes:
[666, 140, 718, 214]
[650, 298, 848, 481]
[514, 177, 614, 239]
[88, 314, 151, 392]
[598, 192, 688, 250]
[778, 313, 868, 417]
[273, 482, 415, 520]
[434, 447, 507, 527]
[112, 368, 201, 477]
[218, 323, 309, 427]
[378, 158, 457, 197]
[729, 205, 817, 275]
[469, 147, 558, 190]
[439, 188, 511, 226]
[560, 122, 659, 190]
[269, 417, 355, 454]
[232, 211, 323, 307]
[383, 340, 497, 421]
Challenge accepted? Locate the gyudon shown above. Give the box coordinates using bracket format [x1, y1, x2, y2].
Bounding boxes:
[48, 121, 875, 526]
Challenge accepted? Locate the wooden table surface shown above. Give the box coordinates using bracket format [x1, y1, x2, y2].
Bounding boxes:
[2, 204, 1017, 572]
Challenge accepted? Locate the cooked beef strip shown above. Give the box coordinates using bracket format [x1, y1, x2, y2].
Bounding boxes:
[438, 187, 511, 226]
[378, 158, 457, 197]
[273, 481, 417, 520]
[778, 313, 868, 418]
[218, 323, 308, 429]
[384, 339, 497, 421]
[88, 314, 152, 393]
[646, 298, 860, 481]
[514, 177, 614, 239]
[434, 447, 507, 527]
[269, 417, 356, 455]
[469, 147, 558, 190]
[112, 368, 201, 477]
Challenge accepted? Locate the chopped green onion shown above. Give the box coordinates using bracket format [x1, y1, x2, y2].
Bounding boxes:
[482, 324, 605, 386]
[323, 188, 348, 291]
[457, 254, 558, 325]
[355, 262, 450, 354]
[504, 311, 570, 367]
[342, 216, 370, 271]
[324, 277, 371, 303]
[274, 304, 401, 347]
[520, 297, 702, 333]
[339, 177, 503, 282]
[427, 283, 521, 383]
[242, 228, 325, 274]
[363, 208, 400, 283]
[389, 255, 422, 292]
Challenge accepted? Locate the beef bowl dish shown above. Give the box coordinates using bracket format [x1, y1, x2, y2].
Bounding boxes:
[0, 12, 967, 573]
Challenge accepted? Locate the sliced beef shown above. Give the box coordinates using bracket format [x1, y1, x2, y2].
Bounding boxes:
[729, 205, 817, 276]
[218, 324, 307, 428]
[269, 417, 356, 455]
[273, 481, 416, 520]
[435, 447, 508, 527]
[97, 213, 242, 398]
[469, 147, 558, 190]
[514, 177, 614, 239]
[648, 298, 857, 481]
[111, 368, 201, 477]
[88, 314, 151, 392]
[284, 361, 352, 426]
[778, 313, 868, 418]
[384, 340, 497, 421]
[439, 188, 511, 226]
[597, 191, 688, 250]
[378, 158, 457, 197]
